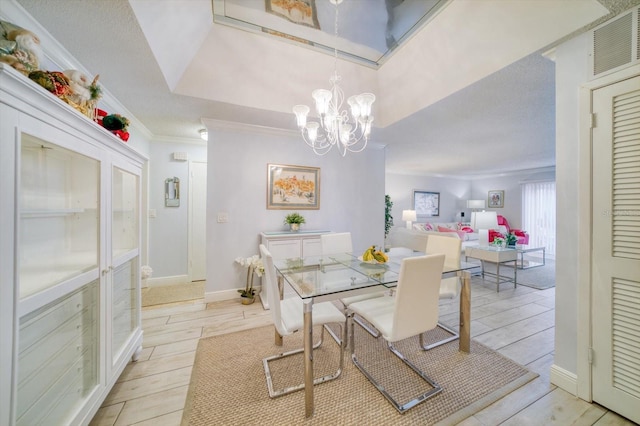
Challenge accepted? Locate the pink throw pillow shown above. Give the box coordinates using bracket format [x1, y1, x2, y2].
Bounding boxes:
[424, 223, 434, 231]
[438, 226, 466, 240]
[460, 226, 474, 233]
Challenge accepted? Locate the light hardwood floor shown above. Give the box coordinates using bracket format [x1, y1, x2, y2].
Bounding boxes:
[89, 276, 636, 426]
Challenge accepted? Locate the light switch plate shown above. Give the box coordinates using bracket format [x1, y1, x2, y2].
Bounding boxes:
[149, 209, 157, 218]
[217, 212, 228, 223]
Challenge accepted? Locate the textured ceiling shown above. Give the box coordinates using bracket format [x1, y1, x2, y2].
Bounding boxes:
[8, 0, 637, 177]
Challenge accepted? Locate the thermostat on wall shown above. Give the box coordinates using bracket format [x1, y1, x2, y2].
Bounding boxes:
[172, 152, 188, 161]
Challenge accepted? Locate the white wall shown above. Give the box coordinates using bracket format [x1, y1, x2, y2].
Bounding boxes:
[385, 173, 471, 226]
[554, 32, 591, 378]
[147, 140, 207, 279]
[206, 127, 385, 300]
[469, 168, 555, 229]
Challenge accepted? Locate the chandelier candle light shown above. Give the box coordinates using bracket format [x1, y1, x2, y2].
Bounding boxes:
[292, 0, 375, 156]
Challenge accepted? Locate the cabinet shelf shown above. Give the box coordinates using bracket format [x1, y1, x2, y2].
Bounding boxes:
[19, 252, 97, 300]
[21, 208, 85, 218]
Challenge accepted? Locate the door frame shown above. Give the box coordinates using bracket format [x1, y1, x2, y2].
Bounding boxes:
[188, 160, 207, 282]
[576, 64, 640, 402]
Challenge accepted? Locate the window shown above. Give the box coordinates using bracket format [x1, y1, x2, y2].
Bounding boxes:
[522, 181, 556, 258]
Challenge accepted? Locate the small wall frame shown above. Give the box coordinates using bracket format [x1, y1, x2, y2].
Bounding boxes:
[488, 190, 504, 208]
[165, 177, 180, 207]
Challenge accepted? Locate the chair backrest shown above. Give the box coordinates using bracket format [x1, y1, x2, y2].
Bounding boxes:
[425, 234, 461, 269]
[426, 234, 462, 299]
[259, 244, 288, 337]
[389, 254, 445, 342]
[321, 232, 353, 255]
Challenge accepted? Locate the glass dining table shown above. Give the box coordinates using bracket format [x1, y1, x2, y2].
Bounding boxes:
[273, 250, 478, 418]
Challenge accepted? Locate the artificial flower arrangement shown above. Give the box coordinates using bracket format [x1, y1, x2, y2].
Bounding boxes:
[1, 19, 131, 142]
[492, 237, 505, 247]
[493, 232, 518, 247]
[95, 108, 130, 141]
[28, 69, 102, 119]
[234, 255, 265, 302]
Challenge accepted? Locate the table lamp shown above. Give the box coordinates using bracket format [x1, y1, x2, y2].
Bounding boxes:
[466, 199, 486, 211]
[472, 211, 498, 246]
[402, 210, 417, 229]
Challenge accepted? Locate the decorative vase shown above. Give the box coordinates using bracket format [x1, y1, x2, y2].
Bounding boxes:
[290, 223, 300, 232]
[240, 295, 255, 305]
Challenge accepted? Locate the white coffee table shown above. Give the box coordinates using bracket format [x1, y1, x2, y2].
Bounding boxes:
[465, 245, 517, 292]
[515, 245, 546, 269]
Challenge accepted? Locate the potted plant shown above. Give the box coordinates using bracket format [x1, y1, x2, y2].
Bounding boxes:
[284, 212, 305, 232]
[385, 195, 394, 235]
[504, 232, 518, 247]
[384, 194, 394, 248]
[234, 255, 264, 304]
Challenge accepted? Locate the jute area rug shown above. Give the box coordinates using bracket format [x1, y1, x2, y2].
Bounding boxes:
[141, 281, 204, 307]
[181, 324, 537, 425]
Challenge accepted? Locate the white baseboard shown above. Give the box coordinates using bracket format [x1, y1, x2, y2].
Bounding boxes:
[146, 275, 189, 287]
[550, 364, 578, 396]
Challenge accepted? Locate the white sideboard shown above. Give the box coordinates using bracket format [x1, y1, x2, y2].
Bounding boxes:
[0, 64, 146, 426]
[259, 230, 330, 308]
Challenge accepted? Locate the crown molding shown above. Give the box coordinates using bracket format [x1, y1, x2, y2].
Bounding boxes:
[201, 117, 386, 150]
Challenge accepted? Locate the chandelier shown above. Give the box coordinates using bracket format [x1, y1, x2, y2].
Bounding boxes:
[292, 0, 375, 156]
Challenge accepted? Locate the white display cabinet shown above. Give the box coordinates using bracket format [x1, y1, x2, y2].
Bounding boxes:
[0, 64, 146, 426]
[259, 230, 330, 308]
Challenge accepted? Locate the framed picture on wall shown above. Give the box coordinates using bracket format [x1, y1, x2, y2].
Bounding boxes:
[266, 0, 320, 29]
[488, 190, 504, 208]
[267, 164, 320, 210]
[413, 190, 440, 217]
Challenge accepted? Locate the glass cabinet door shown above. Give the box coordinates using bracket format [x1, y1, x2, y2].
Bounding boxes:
[19, 134, 99, 299]
[111, 166, 140, 359]
[17, 281, 99, 425]
[112, 166, 139, 258]
[112, 259, 138, 358]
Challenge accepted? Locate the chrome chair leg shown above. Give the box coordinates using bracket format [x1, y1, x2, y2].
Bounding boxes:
[324, 323, 343, 347]
[421, 322, 459, 350]
[353, 315, 381, 338]
[349, 316, 442, 413]
[326, 308, 381, 351]
[263, 324, 344, 398]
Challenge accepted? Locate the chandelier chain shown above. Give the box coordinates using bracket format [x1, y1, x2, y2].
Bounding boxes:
[291, 0, 375, 156]
[333, 1, 339, 76]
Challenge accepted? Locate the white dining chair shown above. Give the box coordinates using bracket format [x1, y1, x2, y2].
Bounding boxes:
[320, 232, 386, 344]
[259, 244, 345, 398]
[348, 254, 446, 413]
[424, 234, 463, 350]
[320, 232, 353, 255]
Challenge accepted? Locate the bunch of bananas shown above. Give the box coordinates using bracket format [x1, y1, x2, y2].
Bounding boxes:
[362, 245, 389, 263]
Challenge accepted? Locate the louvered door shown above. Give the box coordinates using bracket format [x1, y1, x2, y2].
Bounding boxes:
[592, 75, 640, 424]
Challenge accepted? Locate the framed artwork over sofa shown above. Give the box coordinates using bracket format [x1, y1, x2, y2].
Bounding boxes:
[413, 190, 439, 217]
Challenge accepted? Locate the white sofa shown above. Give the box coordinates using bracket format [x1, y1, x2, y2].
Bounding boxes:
[386, 224, 479, 253]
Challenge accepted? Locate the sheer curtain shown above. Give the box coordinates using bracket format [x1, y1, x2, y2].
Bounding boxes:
[522, 181, 556, 258]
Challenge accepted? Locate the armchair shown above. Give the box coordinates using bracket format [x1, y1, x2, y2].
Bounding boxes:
[489, 215, 529, 244]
